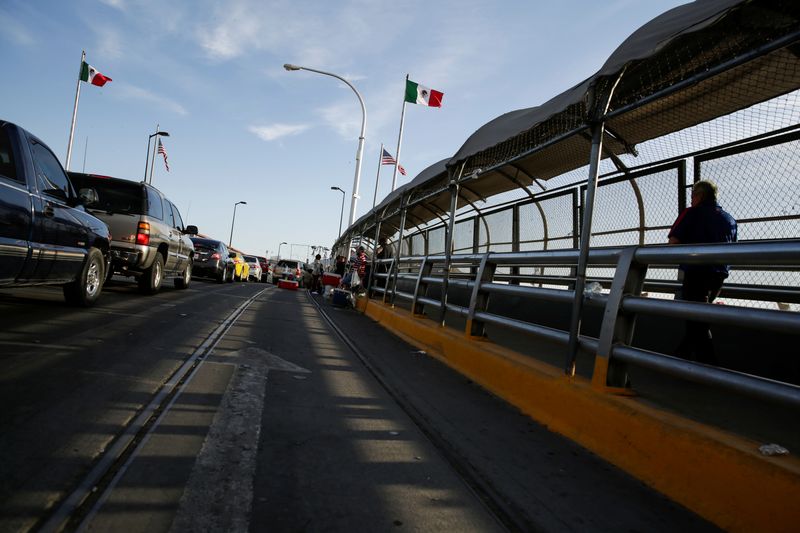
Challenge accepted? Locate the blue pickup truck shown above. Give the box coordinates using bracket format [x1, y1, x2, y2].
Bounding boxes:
[0, 120, 111, 306]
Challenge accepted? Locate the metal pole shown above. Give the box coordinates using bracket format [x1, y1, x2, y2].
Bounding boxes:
[229, 202, 244, 247]
[288, 66, 366, 226]
[148, 124, 159, 184]
[566, 121, 605, 375]
[372, 143, 383, 209]
[391, 75, 409, 192]
[438, 175, 461, 326]
[82, 136, 88, 172]
[389, 196, 408, 306]
[65, 50, 85, 170]
[143, 135, 153, 182]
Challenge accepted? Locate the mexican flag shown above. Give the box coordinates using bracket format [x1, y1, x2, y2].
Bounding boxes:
[80, 61, 112, 87]
[405, 79, 443, 107]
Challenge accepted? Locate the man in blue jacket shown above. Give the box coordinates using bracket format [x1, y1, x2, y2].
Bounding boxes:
[668, 180, 737, 365]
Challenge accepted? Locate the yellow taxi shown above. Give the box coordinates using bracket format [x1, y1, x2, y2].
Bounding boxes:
[230, 251, 250, 282]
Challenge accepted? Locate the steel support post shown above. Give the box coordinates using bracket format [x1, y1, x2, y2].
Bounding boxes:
[412, 256, 433, 316]
[389, 197, 408, 306]
[593, 247, 646, 389]
[566, 121, 606, 375]
[466, 252, 497, 337]
[438, 181, 460, 326]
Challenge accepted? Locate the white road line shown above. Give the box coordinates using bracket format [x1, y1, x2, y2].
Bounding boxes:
[40, 288, 268, 533]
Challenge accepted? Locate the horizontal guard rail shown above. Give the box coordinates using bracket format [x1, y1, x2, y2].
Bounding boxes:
[623, 296, 800, 334]
[612, 346, 800, 409]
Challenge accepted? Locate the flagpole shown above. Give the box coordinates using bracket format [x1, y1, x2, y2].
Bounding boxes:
[82, 136, 88, 172]
[391, 74, 409, 192]
[148, 124, 159, 184]
[372, 143, 383, 209]
[65, 50, 85, 170]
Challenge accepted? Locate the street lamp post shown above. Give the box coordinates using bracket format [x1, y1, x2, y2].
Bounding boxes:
[331, 186, 345, 238]
[228, 201, 247, 247]
[144, 127, 170, 183]
[284, 64, 366, 227]
[278, 241, 287, 260]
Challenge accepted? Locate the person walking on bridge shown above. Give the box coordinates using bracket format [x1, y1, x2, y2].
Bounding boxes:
[668, 180, 737, 365]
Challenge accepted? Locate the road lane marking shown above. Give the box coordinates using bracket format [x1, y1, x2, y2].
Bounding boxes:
[170, 347, 309, 532]
[40, 288, 268, 533]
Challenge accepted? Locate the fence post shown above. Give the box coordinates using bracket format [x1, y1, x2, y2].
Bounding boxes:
[438, 179, 461, 326]
[466, 252, 496, 338]
[389, 196, 408, 306]
[412, 256, 432, 316]
[593, 246, 646, 390]
[368, 212, 383, 298]
[566, 120, 607, 376]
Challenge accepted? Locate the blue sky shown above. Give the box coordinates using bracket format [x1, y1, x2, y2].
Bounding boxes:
[1, 0, 686, 260]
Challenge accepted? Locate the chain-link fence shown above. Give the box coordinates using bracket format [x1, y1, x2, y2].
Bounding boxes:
[334, 2, 800, 313]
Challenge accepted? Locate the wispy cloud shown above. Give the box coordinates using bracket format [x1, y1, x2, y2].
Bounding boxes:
[94, 26, 123, 59]
[249, 123, 309, 142]
[0, 8, 35, 46]
[115, 84, 188, 115]
[98, 0, 126, 10]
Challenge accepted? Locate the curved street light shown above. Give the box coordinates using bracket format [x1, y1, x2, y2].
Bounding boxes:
[278, 241, 287, 260]
[144, 128, 170, 183]
[229, 201, 247, 247]
[331, 186, 345, 239]
[284, 63, 366, 228]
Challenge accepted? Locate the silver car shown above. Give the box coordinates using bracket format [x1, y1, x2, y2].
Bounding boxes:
[68, 172, 196, 294]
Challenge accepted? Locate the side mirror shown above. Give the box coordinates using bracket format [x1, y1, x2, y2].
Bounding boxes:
[78, 188, 99, 206]
[184, 225, 198, 235]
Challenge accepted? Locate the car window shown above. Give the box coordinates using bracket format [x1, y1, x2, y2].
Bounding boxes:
[163, 198, 176, 227]
[0, 126, 20, 183]
[30, 139, 72, 200]
[146, 187, 164, 219]
[169, 202, 184, 230]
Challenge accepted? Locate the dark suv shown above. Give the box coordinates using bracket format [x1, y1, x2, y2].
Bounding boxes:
[68, 173, 196, 294]
[0, 120, 110, 306]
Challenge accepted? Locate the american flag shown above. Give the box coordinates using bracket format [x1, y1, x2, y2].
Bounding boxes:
[381, 148, 406, 176]
[158, 139, 170, 172]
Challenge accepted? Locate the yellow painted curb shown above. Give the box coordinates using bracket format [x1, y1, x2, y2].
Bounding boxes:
[362, 299, 800, 533]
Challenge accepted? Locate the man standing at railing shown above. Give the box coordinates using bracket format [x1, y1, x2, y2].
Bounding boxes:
[668, 180, 738, 364]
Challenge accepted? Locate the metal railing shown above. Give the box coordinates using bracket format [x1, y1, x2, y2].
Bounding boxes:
[367, 240, 800, 409]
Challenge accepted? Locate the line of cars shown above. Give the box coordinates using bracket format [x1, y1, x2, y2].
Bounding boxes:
[0, 119, 276, 306]
[188, 237, 272, 284]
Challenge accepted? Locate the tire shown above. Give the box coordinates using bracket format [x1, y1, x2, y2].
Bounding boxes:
[227, 267, 234, 283]
[63, 247, 105, 307]
[175, 260, 192, 289]
[138, 253, 164, 295]
[216, 268, 225, 283]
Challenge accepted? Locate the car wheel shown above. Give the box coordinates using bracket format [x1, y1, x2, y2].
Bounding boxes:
[175, 260, 192, 289]
[138, 253, 164, 295]
[227, 268, 234, 283]
[63, 247, 105, 307]
[217, 268, 225, 283]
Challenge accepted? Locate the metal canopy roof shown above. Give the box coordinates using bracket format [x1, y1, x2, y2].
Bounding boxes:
[338, 0, 800, 247]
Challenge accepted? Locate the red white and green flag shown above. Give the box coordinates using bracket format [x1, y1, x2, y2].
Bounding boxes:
[80, 61, 112, 87]
[404, 79, 443, 107]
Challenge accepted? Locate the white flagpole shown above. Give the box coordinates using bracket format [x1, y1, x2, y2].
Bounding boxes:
[391, 74, 409, 192]
[372, 142, 384, 209]
[65, 50, 85, 170]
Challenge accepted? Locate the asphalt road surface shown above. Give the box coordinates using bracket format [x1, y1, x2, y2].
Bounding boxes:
[0, 278, 716, 532]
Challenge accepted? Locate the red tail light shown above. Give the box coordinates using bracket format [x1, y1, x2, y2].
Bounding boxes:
[136, 222, 150, 246]
[211, 252, 221, 260]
